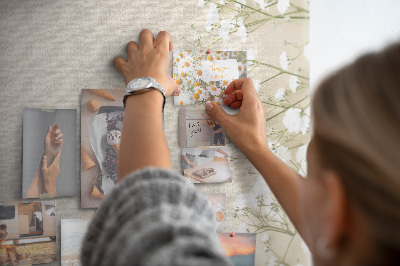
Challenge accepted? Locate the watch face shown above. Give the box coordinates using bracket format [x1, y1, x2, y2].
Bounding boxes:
[130, 77, 151, 90]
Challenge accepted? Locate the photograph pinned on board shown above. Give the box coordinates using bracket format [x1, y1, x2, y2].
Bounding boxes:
[173, 49, 247, 106]
[219, 233, 257, 266]
[205, 194, 226, 232]
[178, 108, 226, 148]
[22, 108, 77, 199]
[61, 219, 92, 266]
[0, 201, 57, 265]
[81, 89, 125, 208]
[182, 146, 231, 183]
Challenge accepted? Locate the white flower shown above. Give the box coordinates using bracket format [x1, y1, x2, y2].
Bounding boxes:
[279, 51, 289, 70]
[277, 0, 290, 15]
[269, 141, 292, 163]
[275, 88, 285, 101]
[218, 19, 235, 42]
[236, 17, 247, 43]
[198, 0, 205, 7]
[220, 0, 226, 5]
[235, 0, 246, 9]
[283, 108, 310, 135]
[246, 49, 257, 67]
[261, 233, 270, 243]
[237, 222, 249, 233]
[296, 145, 308, 175]
[175, 91, 192, 105]
[205, 3, 219, 32]
[268, 256, 277, 266]
[289, 75, 299, 93]
[194, 34, 200, 42]
[208, 85, 221, 96]
[253, 80, 260, 93]
[234, 175, 272, 212]
[253, 0, 270, 10]
[305, 106, 310, 116]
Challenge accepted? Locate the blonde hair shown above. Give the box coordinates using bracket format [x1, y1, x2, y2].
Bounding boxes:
[312, 43, 400, 264]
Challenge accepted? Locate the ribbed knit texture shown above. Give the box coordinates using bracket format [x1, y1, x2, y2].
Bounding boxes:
[80, 167, 232, 266]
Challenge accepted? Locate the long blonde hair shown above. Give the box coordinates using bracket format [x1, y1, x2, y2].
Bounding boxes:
[312, 43, 400, 264]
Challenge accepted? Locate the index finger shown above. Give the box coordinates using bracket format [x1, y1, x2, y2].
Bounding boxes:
[155, 31, 173, 52]
[139, 29, 156, 51]
[52, 124, 60, 133]
[224, 78, 257, 96]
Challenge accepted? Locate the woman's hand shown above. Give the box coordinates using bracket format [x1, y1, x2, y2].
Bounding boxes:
[113, 29, 180, 97]
[42, 151, 61, 197]
[205, 78, 269, 155]
[44, 124, 63, 161]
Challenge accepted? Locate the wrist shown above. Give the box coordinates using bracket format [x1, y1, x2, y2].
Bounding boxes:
[125, 90, 164, 110]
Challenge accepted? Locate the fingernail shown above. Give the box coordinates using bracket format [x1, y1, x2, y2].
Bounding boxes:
[177, 85, 182, 95]
[206, 102, 214, 112]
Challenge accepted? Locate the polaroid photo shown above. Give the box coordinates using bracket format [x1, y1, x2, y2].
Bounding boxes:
[178, 108, 226, 148]
[61, 219, 92, 265]
[0, 201, 57, 265]
[173, 49, 247, 105]
[205, 194, 226, 232]
[219, 233, 257, 266]
[81, 89, 125, 208]
[23, 108, 77, 199]
[182, 146, 231, 183]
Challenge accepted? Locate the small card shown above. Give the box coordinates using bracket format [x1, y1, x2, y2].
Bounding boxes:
[173, 49, 247, 105]
[178, 108, 226, 148]
[205, 194, 226, 232]
[219, 233, 257, 266]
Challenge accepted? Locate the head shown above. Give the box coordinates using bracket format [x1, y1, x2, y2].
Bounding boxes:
[207, 119, 214, 125]
[0, 224, 7, 230]
[301, 43, 400, 265]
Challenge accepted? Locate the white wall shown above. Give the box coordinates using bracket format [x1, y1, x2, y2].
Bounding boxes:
[310, 0, 400, 90]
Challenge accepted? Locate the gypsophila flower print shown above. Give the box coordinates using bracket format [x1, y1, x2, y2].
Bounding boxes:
[184, 0, 310, 265]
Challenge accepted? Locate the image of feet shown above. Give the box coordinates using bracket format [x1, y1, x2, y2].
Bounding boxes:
[182, 147, 231, 183]
[22, 108, 77, 199]
[0, 201, 57, 265]
[178, 108, 226, 148]
[81, 89, 125, 208]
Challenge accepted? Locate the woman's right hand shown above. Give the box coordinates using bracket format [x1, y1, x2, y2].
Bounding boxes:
[205, 78, 268, 155]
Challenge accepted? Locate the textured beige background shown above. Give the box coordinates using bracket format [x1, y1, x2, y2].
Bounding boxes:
[0, 0, 310, 265]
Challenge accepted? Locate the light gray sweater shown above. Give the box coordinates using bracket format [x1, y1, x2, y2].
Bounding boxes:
[81, 167, 232, 266]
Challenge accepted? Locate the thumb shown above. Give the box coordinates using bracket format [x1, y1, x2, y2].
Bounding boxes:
[205, 102, 231, 127]
[42, 155, 48, 171]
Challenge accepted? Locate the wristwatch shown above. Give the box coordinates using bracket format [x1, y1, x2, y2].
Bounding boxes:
[123, 76, 166, 110]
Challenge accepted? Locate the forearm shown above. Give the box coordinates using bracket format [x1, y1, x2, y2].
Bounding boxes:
[26, 168, 41, 198]
[244, 143, 305, 236]
[118, 90, 171, 181]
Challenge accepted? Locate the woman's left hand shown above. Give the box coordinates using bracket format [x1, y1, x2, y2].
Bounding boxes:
[113, 29, 180, 97]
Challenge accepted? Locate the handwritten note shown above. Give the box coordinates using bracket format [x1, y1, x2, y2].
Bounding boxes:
[199, 59, 239, 82]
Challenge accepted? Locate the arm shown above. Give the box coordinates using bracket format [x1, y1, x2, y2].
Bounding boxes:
[26, 160, 45, 198]
[205, 78, 306, 238]
[216, 147, 228, 157]
[182, 154, 196, 167]
[115, 29, 180, 181]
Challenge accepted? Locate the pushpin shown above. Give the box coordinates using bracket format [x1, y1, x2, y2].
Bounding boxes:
[230, 232, 235, 237]
[206, 49, 211, 54]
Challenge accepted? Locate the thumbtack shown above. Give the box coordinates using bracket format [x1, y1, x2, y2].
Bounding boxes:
[206, 49, 211, 54]
[230, 232, 235, 237]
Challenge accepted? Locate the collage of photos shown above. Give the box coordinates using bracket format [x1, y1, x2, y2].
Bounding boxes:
[0, 202, 57, 265]
[80, 89, 125, 208]
[23, 109, 77, 199]
[173, 49, 247, 106]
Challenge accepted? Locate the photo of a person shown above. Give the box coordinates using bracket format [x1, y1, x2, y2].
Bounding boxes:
[0, 224, 23, 264]
[26, 124, 63, 198]
[201, 113, 225, 146]
[181, 147, 231, 183]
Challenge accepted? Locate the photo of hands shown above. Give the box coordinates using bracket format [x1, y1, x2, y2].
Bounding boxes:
[182, 147, 231, 183]
[22, 109, 77, 199]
